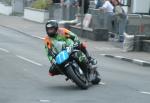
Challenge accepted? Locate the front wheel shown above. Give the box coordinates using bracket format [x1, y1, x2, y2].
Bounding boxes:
[66, 66, 89, 89]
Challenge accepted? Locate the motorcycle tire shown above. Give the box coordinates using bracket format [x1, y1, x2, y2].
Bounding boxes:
[66, 66, 89, 89]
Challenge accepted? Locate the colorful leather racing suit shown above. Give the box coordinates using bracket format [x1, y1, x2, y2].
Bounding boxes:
[44, 28, 89, 75]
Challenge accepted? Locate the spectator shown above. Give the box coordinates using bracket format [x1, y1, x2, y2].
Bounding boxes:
[112, 0, 127, 42]
[99, 0, 114, 32]
[95, 0, 103, 9]
[53, 0, 60, 3]
[60, 0, 78, 20]
[99, 0, 114, 13]
[61, 0, 77, 7]
[77, 0, 90, 14]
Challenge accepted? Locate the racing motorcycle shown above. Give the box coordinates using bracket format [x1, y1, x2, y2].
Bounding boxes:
[49, 42, 101, 89]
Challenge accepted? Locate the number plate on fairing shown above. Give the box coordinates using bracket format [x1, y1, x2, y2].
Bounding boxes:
[55, 50, 69, 64]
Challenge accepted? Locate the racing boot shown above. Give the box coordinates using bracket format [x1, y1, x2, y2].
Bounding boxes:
[88, 65, 101, 84]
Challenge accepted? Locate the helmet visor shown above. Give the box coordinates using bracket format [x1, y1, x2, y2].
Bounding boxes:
[47, 27, 55, 33]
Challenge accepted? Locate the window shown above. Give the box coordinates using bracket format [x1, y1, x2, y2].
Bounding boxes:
[120, 0, 131, 6]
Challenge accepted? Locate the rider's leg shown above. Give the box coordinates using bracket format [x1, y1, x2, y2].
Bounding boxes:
[79, 44, 97, 65]
[49, 64, 60, 76]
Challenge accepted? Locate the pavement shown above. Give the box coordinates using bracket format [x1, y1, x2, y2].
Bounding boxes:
[0, 15, 150, 66]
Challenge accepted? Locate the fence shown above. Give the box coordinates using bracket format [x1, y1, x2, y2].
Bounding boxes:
[48, 3, 78, 21]
[127, 14, 150, 36]
[0, 0, 12, 6]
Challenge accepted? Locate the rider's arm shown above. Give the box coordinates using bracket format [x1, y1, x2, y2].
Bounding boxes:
[45, 45, 53, 62]
[68, 30, 79, 43]
[44, 36, 55, 63]
[60, 28, 80, 43]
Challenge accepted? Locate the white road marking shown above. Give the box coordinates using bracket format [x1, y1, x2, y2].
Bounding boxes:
[133, 59, 150, 65]
[99, 54, 106, 56]
[0, 48, 9, 53]
[115, 56, 124, 58]
[133, 59, 145, 63]
[40, 100, 51, 103]
[16, 55, 42, 66]
[32, 35, 44, 40]
[99, 82, 105, 85]
[140, 91, 150, 95]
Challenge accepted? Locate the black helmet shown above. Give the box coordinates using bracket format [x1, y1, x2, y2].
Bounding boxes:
[46, 20, 58, 37]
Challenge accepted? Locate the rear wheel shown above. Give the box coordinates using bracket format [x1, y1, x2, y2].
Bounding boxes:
[66, 66, 88, 89]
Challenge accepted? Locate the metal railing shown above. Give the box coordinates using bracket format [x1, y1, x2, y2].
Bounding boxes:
[0, 0, 12, 6]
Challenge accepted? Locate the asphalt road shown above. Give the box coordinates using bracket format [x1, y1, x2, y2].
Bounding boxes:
[0, 26, 150, 103]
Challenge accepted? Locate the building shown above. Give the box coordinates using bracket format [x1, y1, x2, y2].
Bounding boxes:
[121, 0, 150, 14]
